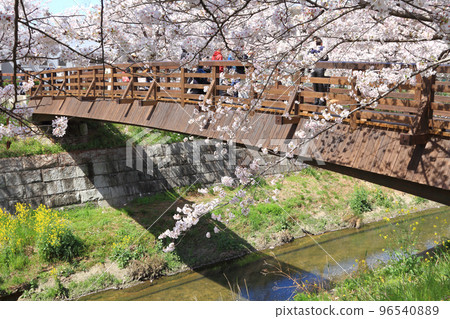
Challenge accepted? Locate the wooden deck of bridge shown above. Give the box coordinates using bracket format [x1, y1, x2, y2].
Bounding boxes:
[27, 61, 450, 204]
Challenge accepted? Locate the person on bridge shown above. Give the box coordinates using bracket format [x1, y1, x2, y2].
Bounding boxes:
[211, 47, 224, 73]
[309, 36, 329, 106]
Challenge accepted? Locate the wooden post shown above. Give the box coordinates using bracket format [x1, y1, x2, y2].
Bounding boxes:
[63, 71, 68, 96]
[155, 66, 160, 99]
[400, 74, 435, 145]
[77, 69, 81, 97]
[248, 66, 256, 105]
[111, 67, 116, 98]
[65, 71, 69, 96]
[92, 69, 97, 97]
[295, 70, 304, 116]
[132, 66, 138, 99]
[180, 67, 186, 106]
[50, 71, 54, 96]
[211, 65, 218, 104]
[350, 76, 360, 131]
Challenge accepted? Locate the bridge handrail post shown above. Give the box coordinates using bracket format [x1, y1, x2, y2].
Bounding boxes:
[110, 67, 115, 98]
[180, 67, 186, 106]
[63, 70, 68, 96]
[212, 65, 219, 104]
[350, 73, 361, 131]
[132, 66, 138, 99]
[77, 69, 81, 97]
[294, 68, 305, 115]
[248, 66, 256, 104]
[50, 71, 54, 96]
[155, 66, 160, 99]
[414, 74, 434, 132]
[93, 68, 97, 97]
[399, 73, 435, 145]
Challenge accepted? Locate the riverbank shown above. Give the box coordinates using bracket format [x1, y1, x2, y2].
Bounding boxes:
[295, 241, 450, 301]
[0, 167, 442, 300]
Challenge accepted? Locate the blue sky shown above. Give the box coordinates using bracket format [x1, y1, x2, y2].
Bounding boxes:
[48, 0, 98, 13]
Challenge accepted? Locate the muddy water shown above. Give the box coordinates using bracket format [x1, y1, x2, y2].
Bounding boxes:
[82, 207, 450, 301]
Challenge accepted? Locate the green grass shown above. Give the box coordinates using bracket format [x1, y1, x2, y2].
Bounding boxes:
[295, 241, 450, 301]
[0, 121, 187, 158]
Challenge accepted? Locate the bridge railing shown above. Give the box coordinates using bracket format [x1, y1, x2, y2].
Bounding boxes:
[1, 73, 29, 85]
[28, 61, 450, 139]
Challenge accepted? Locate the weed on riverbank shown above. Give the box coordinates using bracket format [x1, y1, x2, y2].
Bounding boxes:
[294, 214, 450, 301]
[295, 241, 450, 301]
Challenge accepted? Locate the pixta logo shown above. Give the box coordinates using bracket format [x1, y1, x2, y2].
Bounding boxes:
[126, 129, 171, 176]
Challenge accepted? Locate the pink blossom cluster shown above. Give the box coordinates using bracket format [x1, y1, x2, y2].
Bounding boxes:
[51, 116, 68, 137]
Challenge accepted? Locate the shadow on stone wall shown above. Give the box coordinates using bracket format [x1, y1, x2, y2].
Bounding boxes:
[0, 137, 299, 212]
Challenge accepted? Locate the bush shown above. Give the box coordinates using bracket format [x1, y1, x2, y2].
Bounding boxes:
[34, 205, 83, 262]
[349, 186, 372, 215]
[37, 229, 83, 262]
[110, 235, 147, 268]
[373, 188, 393, 208]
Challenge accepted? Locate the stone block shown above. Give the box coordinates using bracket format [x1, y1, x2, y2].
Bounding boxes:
[45, 193, 81, 207]
[199, 172, 221, 184]
[22, 154, 58, 170]
[0, 158, 23, 173]
[79, 176, 94, 190]
[26, 197, 45, 209]
[92, 162, 113, 175]
[93, 175, 113, 188]
[144, 144, 165, 157]
[25, 183, 45, 198]
[117, 171, 140, 184]
[0, 187, 25, 199]
[136, 180, 163, 194]
[58, 153, 78, 166]
[79, 189, 108, 203]
[197, 161, 225, 174]
[108, 148, 128, 161]
[161, 165, 198, 179]
[116, 160, 136, 173]
[42, 165, 89, 181]
[0, 175, 5, 188]
[63, 150, 96, 165]
[44, 180, 64, 195]
[4, 170, 42, 186]
[166, 143, 183, 156]
[108, 186, 128, 199]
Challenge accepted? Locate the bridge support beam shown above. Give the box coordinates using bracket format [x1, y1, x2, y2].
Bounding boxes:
[308, 161, 450, 206]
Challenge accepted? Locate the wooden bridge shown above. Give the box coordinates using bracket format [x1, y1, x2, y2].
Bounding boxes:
[24, 60, 450, 204]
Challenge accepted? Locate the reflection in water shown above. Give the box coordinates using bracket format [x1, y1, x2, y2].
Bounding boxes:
[82, 207, 449, 301]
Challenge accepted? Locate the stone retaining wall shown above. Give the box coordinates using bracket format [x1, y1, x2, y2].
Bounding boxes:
[0, 142, 299, 212]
